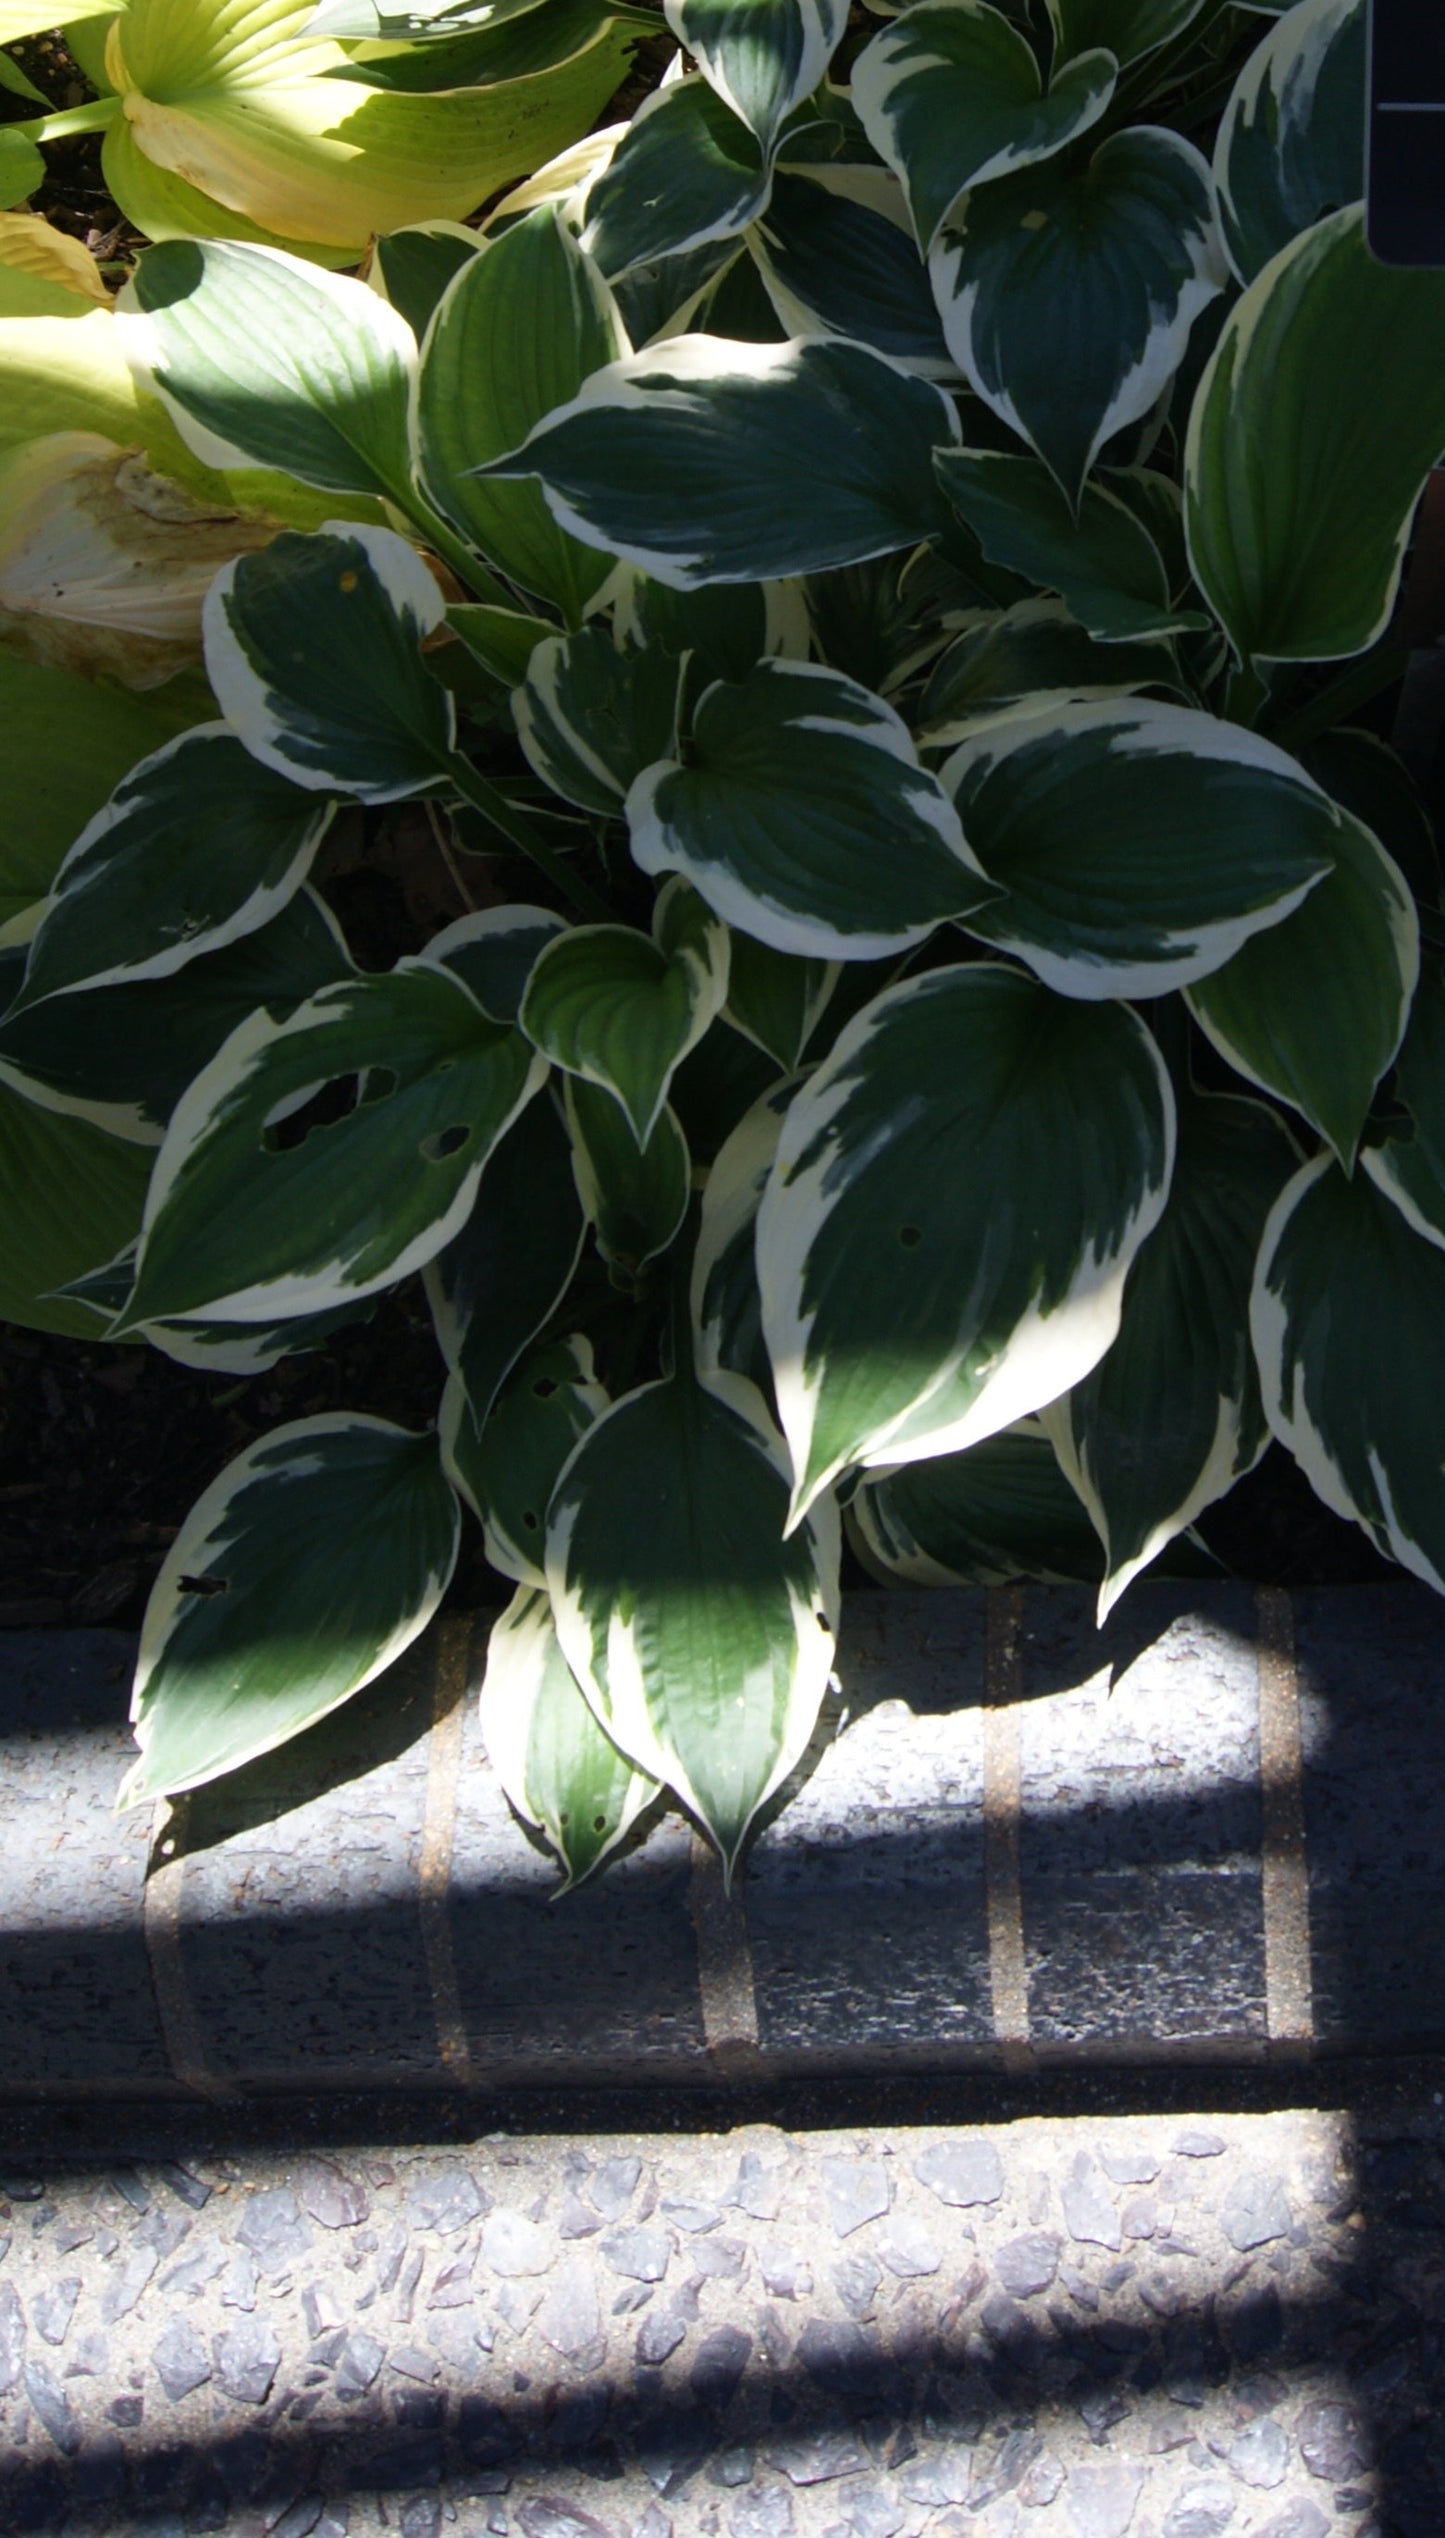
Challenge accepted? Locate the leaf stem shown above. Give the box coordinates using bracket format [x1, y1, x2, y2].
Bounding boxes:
[1266, 646, 1411, 753]
[442, 752, 616, 921]
[12, 95, 119, 142]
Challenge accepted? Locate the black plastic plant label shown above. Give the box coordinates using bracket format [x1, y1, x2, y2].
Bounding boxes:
[1368, 0, 1445, 266]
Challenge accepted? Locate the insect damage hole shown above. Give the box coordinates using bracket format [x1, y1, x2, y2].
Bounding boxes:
[178, 1573, 229, 1596]
[420, 1123, 470, 1163]
[898, 1224, 922, 1248]
[262, 1069, 398, 1153]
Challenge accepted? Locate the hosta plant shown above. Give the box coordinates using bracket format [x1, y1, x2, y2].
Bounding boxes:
[5, 0, 1445, 1891]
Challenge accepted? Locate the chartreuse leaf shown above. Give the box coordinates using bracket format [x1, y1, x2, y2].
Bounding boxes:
[691, 1076, 792, 1390]
[757, 962, 1175, 1526]
[1251, 1153, 1445, 1592]
[444, 1331, 606, 1583]
[521, 884, 729, 1146]
[118, 1415, 461, 1810]
[0, 1085, 153, 1338]
[15, 729, 332, 1010]
[413, 206, 626, 618]
[0, 889, 355, 1143]
[1214, 0, 1363, 286]
[943, 699, 1336, 999]
[565, 1078, 689, 1274]
[629, 658, 992, 960]
[0, 212, 109, 303]
[665, 0, 845, 157]
[934, 450, 1203, 641]
[515, 628, 684, 816]
[0, 129, 43, 210]
[853, 0, 1115, 255]
[1186, 210, 1445, 664]
[547, 1363, 840, 1873]
[724, 934, 836, 1071]
[1, 0, 118, 38]
[1045, 1084, 1297, 1619]
[120, 241, 416, 500]
[0, 655, 199, 944]
[475, 335, 962, 586]
[421, 905, 567, 1025]
[203, 525, 454, 801]
[479, 1585, 659, 1891]
[581, 77, 769, 280]
[917, 601, 1184, 743]
[748, 171, 955, 377]
[117, 963, 545, 1329]
[850, 1419, 1105, 1586]
[0, 47, 46, 101]
[1045, 0, 1211, 67]
[1187, 808, 1417, 1166]
[426, 1087, 586, 1423]
[931, 129, 1224, 505]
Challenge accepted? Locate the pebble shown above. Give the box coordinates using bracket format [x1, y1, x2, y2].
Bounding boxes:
[1066, 2461, 1146, 2537]
[238, 2190, 313, 2277]
[1253, 2506, 1328, 2538]
[516, 2500, 615, 2538]
[1162, 2478, 1236, 2538]
[733, 2155, 786, 2223]
[636, 2306, 688, 2365]
[484, 2211, 554, 2278]
[1293, 2398, 1370, 2483]
[820, 2157, 889, 2239]
[1063, 2153, 1124, 2252]
[150, 2314, 211, 2400]
[603, 2228, 670, 2284]
[589, 2159, 642, 2221]
[213, 2315, 282, 2405]
[913, 2140, 1005, 2207]
[730, 2486, 793, 2538]
[877, 2214, 941, 2278]
[1221, 2175, 1293, 2254]
[831, 2250, 882, 2319]
[24, 2356, 81, 2454]
[295, 2162, 368, 2232]
[539, 2260, 602, 2358]
[31, 2276, 80, 2347]
[995, 2233, 1062, 2298]
[411, 2170, 487, 2237]
[1227, 2417, 1289, 2488]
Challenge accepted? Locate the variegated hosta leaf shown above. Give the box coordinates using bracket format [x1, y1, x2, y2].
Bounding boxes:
[426, 1086, 586, 1426]
[203, 524, 454, 801]
[1186, 209, 1445, 664]
[0, 1082, 152, 1338]
[479, 1585, 659, 1890]
[917, 601, 1185, 742]
[942, 699, 1336, 999]
[628, 657, 993, 960]
[14, 728, 331, 1011]
[515, 628, 684, 816]
[930, 128, 1225, 505]
[748, 172, 956, 377]
[136, 1296, 374, 1376]
[580, 77, 768, 281]
[1376, 971, 1445, 1244]
[368, 222, 481, 339]
[565, 1076, 690, 1274]
[724, 934, 837, 1071]
[664, 0, 846, 158]
[1252, 1152, 1445, 1593]
[445, 1332, 606, 1583]
[849, 1419, 1105, 1587]
[547, 1365, 840, 1873]
[421, 905, 567, 1026]
[0, 653, 201, 945]
[116, 964, 545, 1329]
[853, 0, 1116, 255]
[757, 960, 1176, 1525]
[1214, 0, 1364, 287]
[611, 236, 740, 352]
[520, 886, 729, 1146]
[118, 1414, 461, 1810]
[121, 240, 416, 500]
[691, 1075, 793, 1390]
[614, 568, 810, 682]
[474, 334, 962, 587]
[0, 892, 353, 1145]
[1046, 1084, 1297, 1620]
[412, 206, 626, 619]
[934, 448, 1202, 642]
[1187, 807, 1417, 1167]
[448, 602, 556, 686]
[1045, 0, 1211, 69]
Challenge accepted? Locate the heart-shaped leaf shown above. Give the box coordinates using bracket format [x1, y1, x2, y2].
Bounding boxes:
[1045, 0, 1211, 70]
[664, 0, 847, 157]
[515, 627, 684, 816]
[445, 1331, 607, 1583]
[425, 1085, 587, 1426]
[581, 76, 769, 280]
[118, 1414, 460, 1808]
[629, 657, 992, 960]
[757, 960, 1175, 1524]
[564, 1077, 689, 1274]
[935, 448, 1202, 640]
[748, 170, 956, 376]
[724, 934, 837, 1071]
[521, 886, 729, 1145]
[1214, 0, 1364, 286]
[854, 0, 1116, 253]
[479, 1584, 659, 1890]
[547, 1364, 839, 1873]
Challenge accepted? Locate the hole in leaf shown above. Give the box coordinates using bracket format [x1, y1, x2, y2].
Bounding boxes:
[521, 1510, 539, 1532]
[533, 1376, 558, 1399]
[559, 1810, 570, 1827]
[262, 1069, 398, 1153]
[592, 1814, 607, 1834]
[178, 1573, 228, 1596]
[898, 1225, 922, 1248]
[420, 1122, 470, 1164]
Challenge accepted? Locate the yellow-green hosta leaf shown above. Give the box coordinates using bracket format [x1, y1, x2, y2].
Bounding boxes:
[849, 1418, 1105, 1587]
[934, 448, 1203, 642]
[628, 657, 992, 961]
[943, 698, 1336, 999]
[1252, 1151, 1445, 1593]
[853, 0, 1116, 255]
[1214, 0, 1363, 286]
[0, 653, 200, 941]
[117, 961, 545, 1327]
[931, 128, 1225, 506]
[15, 726, 331, 1010]
[0, 1079, 152, 1336]
[1186, 209, 1445, 664]
[546, 1365, 840, 1874]
[756, 961, 1175, 1526]
[520, 886, 729, 1147]
[425, 1085, 587, 1424]
[479, 1584, 659, 1890]
[564, 1076, 689, 1275]
[0, 0, 116, 34]
[203, 524, 455, 800]
[664, 0, 846, 158]
[514, 626, 684, 815]
[1187, 805, 1417, 1167]
[444, 1331, 606, 1583]
[1045, 1084, 1297, 1619]
[118, 1414, 460, 1808]
[0, 212, 108, 300]
[413, 206, 627, 618]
